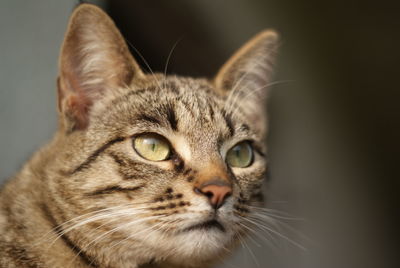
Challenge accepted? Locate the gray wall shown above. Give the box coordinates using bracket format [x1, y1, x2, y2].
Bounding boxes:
[0, 1, 107, 182]
[0, 1, 72, 180]
[0, 0, 106, 182]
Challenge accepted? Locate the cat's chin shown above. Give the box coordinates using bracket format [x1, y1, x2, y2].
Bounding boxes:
[123, 227, 233, 267]
[181, 219, 226, 233]
[168, 227, 233, 260]
[155, 214, 238, 262]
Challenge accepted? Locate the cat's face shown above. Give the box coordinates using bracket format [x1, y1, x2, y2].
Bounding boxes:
[46, 4, 278, 267]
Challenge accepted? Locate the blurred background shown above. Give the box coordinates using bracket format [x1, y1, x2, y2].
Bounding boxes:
[0, 0, 399, 267]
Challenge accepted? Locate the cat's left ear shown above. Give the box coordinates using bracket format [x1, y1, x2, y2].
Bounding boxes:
[58, 4, 143, 132]
[214, 30, 279, 134]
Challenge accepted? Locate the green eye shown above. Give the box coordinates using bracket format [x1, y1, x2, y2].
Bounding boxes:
[226, 141, 253, 168]
[133, 133, 171, 161]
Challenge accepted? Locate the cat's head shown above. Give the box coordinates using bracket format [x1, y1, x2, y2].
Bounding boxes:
[47, 4, 278, 267]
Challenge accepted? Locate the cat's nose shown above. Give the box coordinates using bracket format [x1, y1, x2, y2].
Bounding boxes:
[195, 180, 232, 209]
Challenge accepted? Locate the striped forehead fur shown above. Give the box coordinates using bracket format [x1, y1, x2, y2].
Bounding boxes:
[85, 75, 260, 167]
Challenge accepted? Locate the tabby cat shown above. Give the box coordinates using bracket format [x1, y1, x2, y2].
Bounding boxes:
[0, 3, 278, 268]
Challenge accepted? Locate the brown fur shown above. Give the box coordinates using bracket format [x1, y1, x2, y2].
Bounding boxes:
[0, 4, 278, 268]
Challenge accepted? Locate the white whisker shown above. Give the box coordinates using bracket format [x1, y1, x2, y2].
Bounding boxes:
[236, 221, 281, 255]
[240, 215, 307, 251]
[249, 212, 312, 244]
[235, 227, 260, 267]
[33, 203, 144, 247]
[124, 39, 164, 91]
[163, 37, 183, 89]
[229, 80, 294, 118]
[224, 54, 271, 113]
[43, 206, 150, 251]
[107, 219, 164, 251]
[68, 214, 162, 267]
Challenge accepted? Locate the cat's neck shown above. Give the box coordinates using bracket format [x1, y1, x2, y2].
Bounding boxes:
[0, 151, 97, 267]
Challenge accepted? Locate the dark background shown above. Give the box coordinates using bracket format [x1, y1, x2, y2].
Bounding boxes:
[1, 0, 399, 267]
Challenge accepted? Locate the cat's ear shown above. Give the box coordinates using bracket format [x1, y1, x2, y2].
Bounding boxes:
[58, 4, 143, 131]
[214, 30, 279, 134]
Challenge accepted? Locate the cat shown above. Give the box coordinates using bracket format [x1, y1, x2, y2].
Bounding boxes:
[0, 3, 278, 268]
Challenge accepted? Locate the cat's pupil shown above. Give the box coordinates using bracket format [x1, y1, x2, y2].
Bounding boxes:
[145, 139, 157, 151]
[235, 148, 240, 157]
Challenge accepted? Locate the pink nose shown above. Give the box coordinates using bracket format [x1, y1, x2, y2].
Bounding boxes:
[195, 182, 232, 209]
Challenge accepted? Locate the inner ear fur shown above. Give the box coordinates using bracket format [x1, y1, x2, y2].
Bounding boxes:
[58, 4, 143, 132]
[214, 30, 278, 95]
[214, 30, 279, 135]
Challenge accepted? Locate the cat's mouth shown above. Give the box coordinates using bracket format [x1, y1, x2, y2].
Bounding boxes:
[182, 219, 226, 233]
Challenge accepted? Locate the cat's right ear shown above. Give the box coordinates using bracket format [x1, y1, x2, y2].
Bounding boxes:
[214, 30, 278, 135]
[58, 4, 143, 132]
